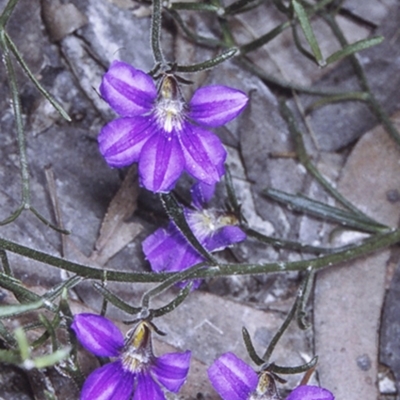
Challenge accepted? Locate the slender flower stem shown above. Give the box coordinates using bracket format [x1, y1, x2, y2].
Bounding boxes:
[242, 326, 265, 365]
[0, 31, 30, 217]
[174, 47, 238, 73]
[141, 263, 205, 308]
[239, 21, 290, 55]
[268, 356, 318, 375]
[5, 33, 70, 121]
[224, 0, 265, 15]
[168, 2, 220, 12]
[0, 249, 12, 275]
[0, 0, 20, 28]
[263, 294, 300, 361]
[151, 0, 165, 64]
[2, 228, 400, 282]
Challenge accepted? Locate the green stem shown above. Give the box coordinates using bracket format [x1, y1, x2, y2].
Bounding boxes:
[174, 47, 237, 73]
[151, 0, 164, 64]
[0, 0, 20, 28]
[0, 31, 30, 212]
[2, 227, 400, 280]
[263, 294, 299, 361]
[168, 2, 220, 12]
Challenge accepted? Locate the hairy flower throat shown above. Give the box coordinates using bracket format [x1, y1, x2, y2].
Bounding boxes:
[155, 75, 185, 133]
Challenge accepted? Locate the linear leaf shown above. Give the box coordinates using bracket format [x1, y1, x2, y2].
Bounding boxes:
[292, 0, 325, 66]
[326, 36, 384, 65]
[263, 188, 387, 233]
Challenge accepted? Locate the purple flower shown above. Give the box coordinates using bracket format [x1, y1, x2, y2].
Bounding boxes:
[142, 182, 246, 288]
[98, 60, 248, 193]
[71, 313, 191, 400]
[208, 352, 335, 400]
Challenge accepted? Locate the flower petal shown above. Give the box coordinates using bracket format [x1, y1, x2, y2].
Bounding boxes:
[133, 372, 166, 400]
[98, 116, 156, 168]
[152, 351, 191, 392]
[285, 385, 335, 400]
[100, 60, 156, 117]
[189, 85, 248, 127]
[139, 130, 184, 192]
[71, 313, 124, 357]
[205, 226, 246, 252]
[179, 124, 226, 185]
[190, 182, 215, 209]
[208, 352, 258, 400]
[81, 362, 135, 400]
[142, 225, 203, 273]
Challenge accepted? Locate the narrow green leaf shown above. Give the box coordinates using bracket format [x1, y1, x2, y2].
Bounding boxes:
[151, 283, 192, 318]
[33, 347, 71, 369]
[175, 48, 237, 73]
[0, 300, 44, 318]
[0, 348, 20, 364]
[43, 275, 83, 302]
[92, 283, 141, 315]
[168, 2, 220, 12]
[14, 327, 30, 360]
[263, 188, 387, 233]
[242, 327, 265, 365]
[326, 36, 384, 65]
[292, 0, 325, 66]
[268, 356, 318, 374]
[5, 33, 71, 121]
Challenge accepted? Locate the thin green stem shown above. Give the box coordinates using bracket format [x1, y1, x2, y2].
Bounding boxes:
[1, 227, 400, 280]
[5, 33, 71, 121]
[151, 283, 192, 318]
[0, 31, 30, 222]
[174, 47, 238, 73]
[0, 249, 12, 275]
[239, 21, 290, 55]
[0, 0, 20, 28]
[263, 294, 300, 361]
[151, 0, 164, 64]
[245, 227, 362, 255]
[141, 263, 205, 308]
[168, 2, 220, 12]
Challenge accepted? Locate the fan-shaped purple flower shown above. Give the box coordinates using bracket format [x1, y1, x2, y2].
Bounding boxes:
[142, 182, 246, 288]
[208, 352, 335, 400]
[98, 60, 248, 193]
[71, 313, 191, 400]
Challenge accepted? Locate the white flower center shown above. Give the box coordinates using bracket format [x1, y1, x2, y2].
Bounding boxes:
[120, 347, 150, 373]
[154, 98, 185, 133]
[187, 209, 238, 240]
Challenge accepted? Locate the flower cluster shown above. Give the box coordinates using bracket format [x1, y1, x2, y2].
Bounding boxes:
[71, 314, 191, 400]
[142, 182, 246, 288]
[98, 61, 248, 193]
[72, 316, 334, 400]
